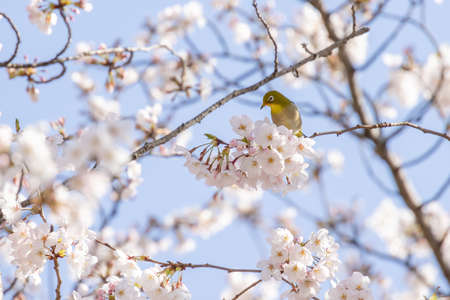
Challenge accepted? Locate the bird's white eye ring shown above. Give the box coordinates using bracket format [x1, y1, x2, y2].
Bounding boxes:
[268, 95, 274, 102]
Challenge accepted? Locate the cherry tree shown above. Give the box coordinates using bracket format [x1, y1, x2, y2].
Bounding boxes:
[0, 0, 449, 299]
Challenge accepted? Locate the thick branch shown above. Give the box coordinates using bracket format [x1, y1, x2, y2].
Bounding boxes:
[309, 0, 450, 284]
[131, 27, 369, 160]
[377, 147, 450, 283]
[309, 0, 372, 130]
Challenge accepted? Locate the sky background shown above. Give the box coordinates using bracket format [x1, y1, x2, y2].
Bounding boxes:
[0, 0, 449, 299]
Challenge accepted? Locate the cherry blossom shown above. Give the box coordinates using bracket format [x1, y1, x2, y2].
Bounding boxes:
[179, 116, 315, 193]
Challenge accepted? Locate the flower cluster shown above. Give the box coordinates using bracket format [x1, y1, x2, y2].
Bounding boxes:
[7, 221, 97, 282]
[385, 44, 450, 115]
[162, 187, 263, 253]
[179, 115, 316, 193]
[283, 3, 367, 84]
[326, 272, 373, 300]
[27, 0, 92, 35]
[0, 116, 141, 255]
[141, 51, 214, 101]
[366, 198, 449, 259]
[258, 228, 341, 299]
[154, 1, 205, 47]
[71, 250, 191, 300]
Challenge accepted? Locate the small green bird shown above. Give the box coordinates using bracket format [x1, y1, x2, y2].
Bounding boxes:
[260, 90, 303, 137]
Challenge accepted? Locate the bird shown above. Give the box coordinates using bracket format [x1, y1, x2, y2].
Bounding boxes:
[260, 90, 303, 137]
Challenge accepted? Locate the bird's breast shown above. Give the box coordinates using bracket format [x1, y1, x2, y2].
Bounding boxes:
[270, 103, 302, 132]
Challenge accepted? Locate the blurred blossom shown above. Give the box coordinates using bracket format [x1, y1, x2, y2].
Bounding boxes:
[156, 1, 205, 47]
[72, 72, 95, 93]
[119, 68, 139, 86]
[375, 102, 398, 119]
[0, 125, 13, 152]
[136, 103, 162, 131]
[15, 124, 58, 188]
[27, 0, 57, 35]
[164, 197, 235, 241]
[88, 96, 120, 121]
[284, 3, 368, 80]
[422, 44, 450, 115]
[230, 19, 252, 44]
[0, 182, 24, 225]
[366, 198, 449, 259]
[382, 53, 403, 68]
[388, 68, 422, 108]
[392, 263, 437, 299]
[212, 0, 240, 10]
[76, 41, 92, 54]
[326, 149, 344, 173]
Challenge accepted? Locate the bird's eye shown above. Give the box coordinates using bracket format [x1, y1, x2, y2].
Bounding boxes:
[268, 95, 274, 102]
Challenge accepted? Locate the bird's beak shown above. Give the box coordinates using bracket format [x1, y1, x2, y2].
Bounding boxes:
[260, 103, 265, 109]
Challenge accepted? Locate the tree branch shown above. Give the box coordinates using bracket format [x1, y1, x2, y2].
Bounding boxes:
[5, 44, 181, 69]
[0, 12, 21, 66]
[52, 253, 62, 300]
[231, 279, 262, 300]
[52, 8, 72, 60]
[95, 239, 261, 273]
[308, 121, 450, 141]
[252, 0, 278, 73]
[309, 0, 450, 284]
[131, 26, 370, 160]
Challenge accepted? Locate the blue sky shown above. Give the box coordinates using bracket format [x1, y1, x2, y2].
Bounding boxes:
[1, 0, 449, 299]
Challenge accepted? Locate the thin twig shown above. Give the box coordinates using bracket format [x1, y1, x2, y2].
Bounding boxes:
[95, 239, 261, 273]
[420, 175, 450, 208]
[6, 44, 181, 69]
[357, 3, 415, 71]
[207, 19, 230, 54]
[99, 199, 122, 230]
[31, 61, 67, 84]
[351, 5, 357, 33]
[252, 0, 278, 73]
[0, 12, 21, 66]
[52, 254, 62, 300]
[15, 169, 25, 201]
[3, 278, 17, 294]
[308, 121, 450, 141]
[301, 43, 316, 56]
[359, 144, 399, 195]
[132, 27, 370, 160]
[52, 8, 72, 60]
[231, 279, 262, 300]
[401, 137, 444, 168]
